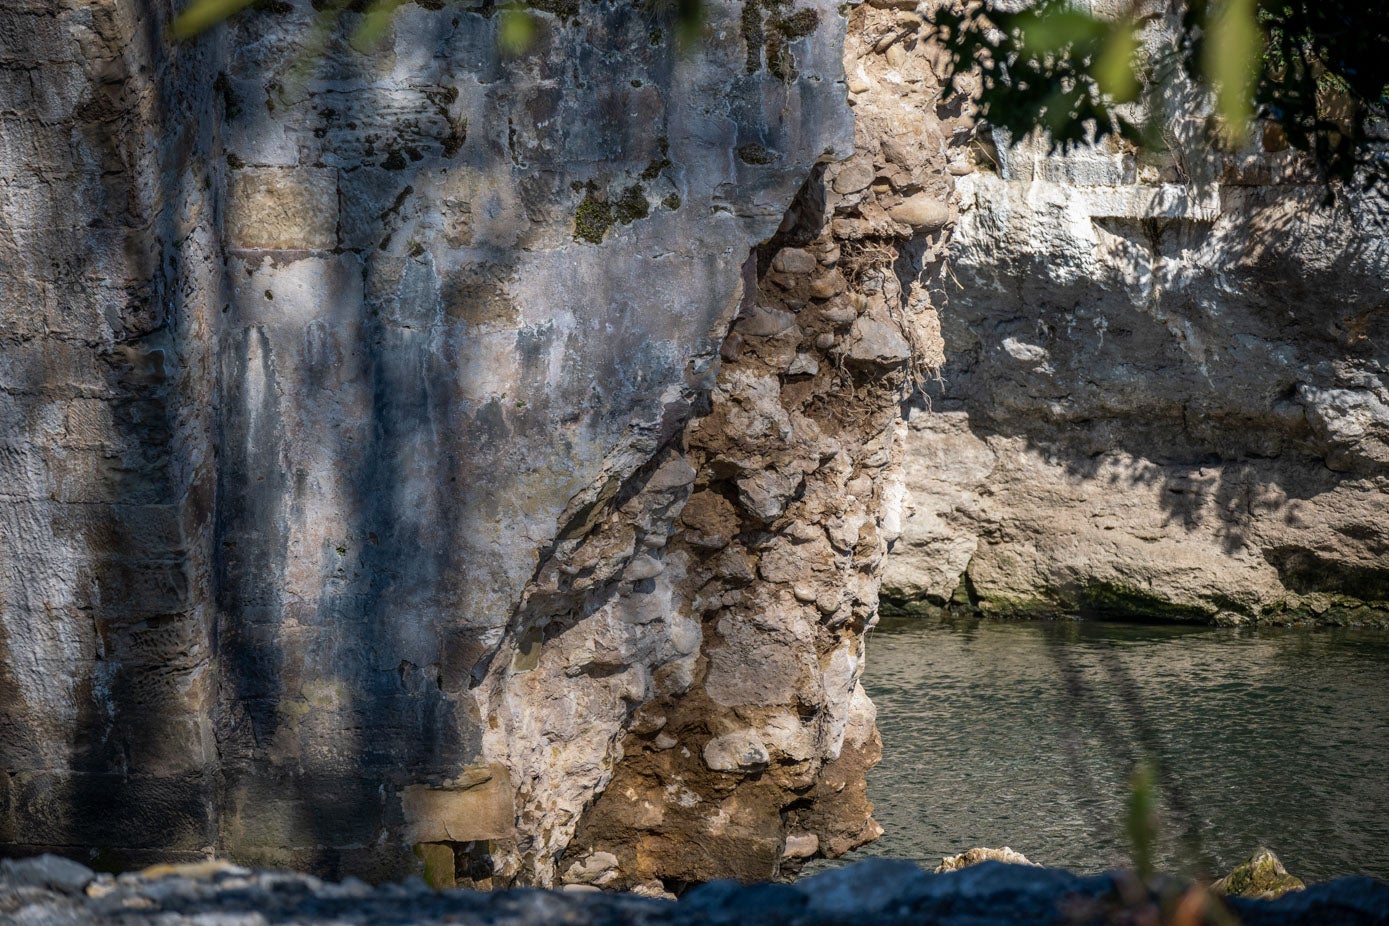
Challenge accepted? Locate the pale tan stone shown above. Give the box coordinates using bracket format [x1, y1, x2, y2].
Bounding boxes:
[226, 168, 337, 250]
[402, 764, 516, 844]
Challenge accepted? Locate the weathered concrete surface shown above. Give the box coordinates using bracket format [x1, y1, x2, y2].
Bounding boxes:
[212, 0, 854, 886]
[0, 0, 223, 872]
[0, 0, 896, 886]
[5, 855, 1388, 925]
[885, 131, 1389, 627]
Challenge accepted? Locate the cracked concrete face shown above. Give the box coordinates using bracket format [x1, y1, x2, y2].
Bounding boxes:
[0, 0, 879, 882]
[884, 128, 1389, 627]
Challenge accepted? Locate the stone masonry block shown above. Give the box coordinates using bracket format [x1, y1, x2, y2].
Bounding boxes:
[12, 771, 213, 851]
[401, 763, 515, 844]
[227, 168, 338, 251]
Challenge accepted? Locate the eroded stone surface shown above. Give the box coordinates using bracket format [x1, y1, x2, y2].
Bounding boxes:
[1213, 849, 1307, 901]
[937, 847, 1037, 873]
[555, 0, 962, 889]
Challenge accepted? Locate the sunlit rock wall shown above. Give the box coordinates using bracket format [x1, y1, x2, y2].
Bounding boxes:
[885, 131, 1389, 626]
[0, 0, 872, 883]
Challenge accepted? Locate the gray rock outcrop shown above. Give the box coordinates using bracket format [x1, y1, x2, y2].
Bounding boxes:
[885, 130, 1389, 626]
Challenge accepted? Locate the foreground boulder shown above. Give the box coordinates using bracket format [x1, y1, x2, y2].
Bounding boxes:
[1212, 848, 1307, 900]
[3, 856, 1386, 926]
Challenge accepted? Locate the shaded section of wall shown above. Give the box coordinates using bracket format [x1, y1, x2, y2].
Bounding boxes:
[0, 0, 221, 867]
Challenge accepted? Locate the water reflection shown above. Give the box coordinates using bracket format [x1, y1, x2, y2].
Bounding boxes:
[842, 615, 1389, 882]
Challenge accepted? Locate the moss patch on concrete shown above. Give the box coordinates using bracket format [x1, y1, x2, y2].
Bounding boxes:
[737, 143, 777, 165]
[574, 193, 614, 244]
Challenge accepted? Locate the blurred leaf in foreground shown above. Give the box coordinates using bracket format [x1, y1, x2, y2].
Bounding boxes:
[171, 0, 258, 39]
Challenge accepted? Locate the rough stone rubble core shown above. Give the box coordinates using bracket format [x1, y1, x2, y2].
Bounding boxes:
[0, 0, 954, 888]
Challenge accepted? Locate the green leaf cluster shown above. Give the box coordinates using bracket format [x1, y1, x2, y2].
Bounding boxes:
[927, 0, 1389, 187]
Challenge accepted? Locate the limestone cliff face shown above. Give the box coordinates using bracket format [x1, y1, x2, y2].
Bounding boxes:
[885, 132, 1389, 627]
[0, 0, 952, 888]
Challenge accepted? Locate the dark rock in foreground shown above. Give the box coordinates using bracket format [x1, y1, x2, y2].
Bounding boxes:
[3, 856, 1387, 925]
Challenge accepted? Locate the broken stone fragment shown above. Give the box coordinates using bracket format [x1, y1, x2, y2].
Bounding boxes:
[808, 269, 847, 299]
[844, 316, 912, 366]
[736, 469, 804, 522]
[818, 302, 858, 326]
[702, 731, 770, 771]
[782, 833, 820, 859]
[680, 490, 740, 550]
[737, 304, 798, 337]
[936, 846, 1038, 872]
[787, 353, 820, 376]
[561, 851, 620, 886]
[772, 247, 818, 274]
[832, 159, 876, 195]
[759, 712, 817, 761]
[888, 192, 950, 229]
[880, 137, 915, 169]
[624, 555, 665, 581]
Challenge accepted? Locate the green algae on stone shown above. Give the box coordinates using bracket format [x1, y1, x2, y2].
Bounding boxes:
[1073, 581, 1215, 623]
[641, 138, 672, 180]
[613, 184, 649, 224]
[775, 8, 819, 39]
[741, 0, 769, 73]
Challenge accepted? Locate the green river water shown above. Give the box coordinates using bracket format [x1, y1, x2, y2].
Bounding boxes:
[835, 615, 1389, 882]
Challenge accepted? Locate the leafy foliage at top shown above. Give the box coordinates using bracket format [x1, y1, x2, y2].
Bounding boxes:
[927, 0, 1389, 186]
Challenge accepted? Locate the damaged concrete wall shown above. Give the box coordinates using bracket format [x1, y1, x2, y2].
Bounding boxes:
[885, 128, 1389, 626]
[0, 0, 916, 884]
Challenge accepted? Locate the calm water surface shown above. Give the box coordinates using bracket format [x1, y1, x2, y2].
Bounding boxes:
[837, 616, 1389, 882]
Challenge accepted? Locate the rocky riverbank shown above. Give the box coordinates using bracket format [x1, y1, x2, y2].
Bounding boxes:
[4, 855, 1387, 926]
